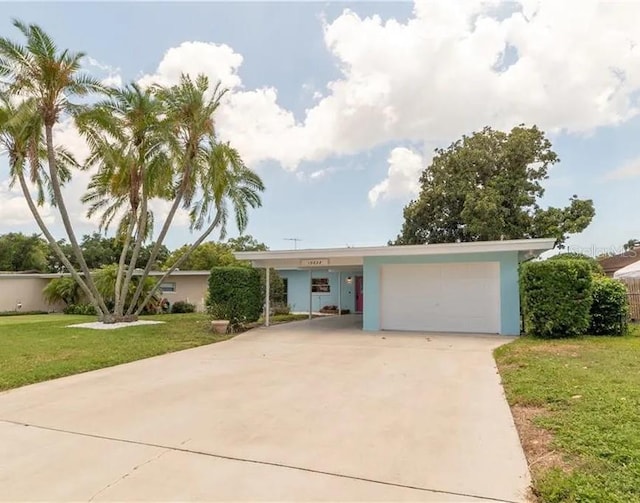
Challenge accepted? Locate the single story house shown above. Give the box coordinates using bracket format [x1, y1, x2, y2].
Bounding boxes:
[598, 248, 640, 277]
[236, 238, 555, 335]
[0, 270, 211, 314]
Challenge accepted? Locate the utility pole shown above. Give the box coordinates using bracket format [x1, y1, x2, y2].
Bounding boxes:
[284, 238, 302, 250]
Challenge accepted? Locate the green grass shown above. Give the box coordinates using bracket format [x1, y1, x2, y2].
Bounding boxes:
[0, 313, 232, 391]
[261, 313, 315, 324]
[495, 329, 640, 503]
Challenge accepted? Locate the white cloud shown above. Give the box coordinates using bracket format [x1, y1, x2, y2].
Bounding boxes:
[5, 0, 640, 223]
[137, 41, 243, 91]
[0, 179, 54, 226]
[605, 157, 640, 180]
[368, 147, 424, 205]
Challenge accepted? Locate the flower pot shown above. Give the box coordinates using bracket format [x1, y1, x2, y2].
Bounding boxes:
[211, 320, 230, 334]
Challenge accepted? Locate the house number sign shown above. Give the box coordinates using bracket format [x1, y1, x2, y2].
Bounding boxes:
[300, 258, 329, 267]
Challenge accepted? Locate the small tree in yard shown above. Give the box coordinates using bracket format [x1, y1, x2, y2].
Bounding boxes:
[208, 267, 262, 330]
[520, 260, 593, 338]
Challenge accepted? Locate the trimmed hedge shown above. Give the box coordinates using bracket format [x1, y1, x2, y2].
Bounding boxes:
[547, 252, 604, 275]
[208, 267, 263, 328]
[521, 260, 593, 338]
[63, 303, 97, 316]
[171, 301, 196, 314]
[589, 276, 629, 335]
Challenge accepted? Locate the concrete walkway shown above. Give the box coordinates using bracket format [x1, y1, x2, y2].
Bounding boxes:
[0, 315, 530, 502]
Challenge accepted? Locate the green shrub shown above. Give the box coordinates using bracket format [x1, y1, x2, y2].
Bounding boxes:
[63, 303, 97, 316]
[271, 303, 290, 315]
[171, 301, 196, 314]
[589, 276, 629, 335]
[547, 252, 604, 275]
[43, 276, 80, 306]
[208, 267, 262, 329]
[521, 260, 593, 338]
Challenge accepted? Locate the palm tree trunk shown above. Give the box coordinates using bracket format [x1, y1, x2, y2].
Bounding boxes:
[127, 163, 193, 315]
[113, 214, 135, 317]
[118, 192, 147, 316]
[17, 172, 102, 314]
[134, 210, 221, 315]
[44, 124, 111, 318]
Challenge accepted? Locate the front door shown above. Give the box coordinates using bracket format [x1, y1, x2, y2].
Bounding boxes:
[355, 275, 364, 312]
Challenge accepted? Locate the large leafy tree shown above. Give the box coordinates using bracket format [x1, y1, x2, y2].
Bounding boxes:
[0, 232, 48, 271]
[163, 242, 238, 271]
[393, 125, 595, 247]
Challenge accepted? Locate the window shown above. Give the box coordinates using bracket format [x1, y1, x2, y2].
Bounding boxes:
[160, 282, 176, 293]
[311, 277, 330, 293]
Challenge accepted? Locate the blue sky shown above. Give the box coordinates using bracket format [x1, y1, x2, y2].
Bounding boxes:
[1, 1, 640, 255]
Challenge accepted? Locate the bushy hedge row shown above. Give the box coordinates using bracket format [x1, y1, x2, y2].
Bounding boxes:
[521, 259, 629, 338]
[208, 267, 262, 329]
[521, 260, 593, 338]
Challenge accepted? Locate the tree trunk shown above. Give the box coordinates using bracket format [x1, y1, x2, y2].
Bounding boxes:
[17, 172, 100, 314]
[127, 161, 194, 315]
[44, 124, 111, 318]
[118, 191, 147, 316]
[134, 211, 221, 315]
[113, 214, 135, 317]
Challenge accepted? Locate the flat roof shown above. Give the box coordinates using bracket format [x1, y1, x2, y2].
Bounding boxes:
[0, 270, 211, 279]
[235, 238, 556, 268]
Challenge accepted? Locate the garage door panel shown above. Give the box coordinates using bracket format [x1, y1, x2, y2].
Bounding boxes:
[380, 262, 500, 333]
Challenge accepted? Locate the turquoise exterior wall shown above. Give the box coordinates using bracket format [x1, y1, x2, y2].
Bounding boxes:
[278, 269, 362, 313]
[362, 251, 521, 335]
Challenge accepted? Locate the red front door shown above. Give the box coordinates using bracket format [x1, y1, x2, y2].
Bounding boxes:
[355, 275, 364, 312]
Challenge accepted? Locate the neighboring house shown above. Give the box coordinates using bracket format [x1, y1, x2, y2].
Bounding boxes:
[598, 248, 640, 277]
[0, 270, 210, 314]
[236, 238, 555, 336]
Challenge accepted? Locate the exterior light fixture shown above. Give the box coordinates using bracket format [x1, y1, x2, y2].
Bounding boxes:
[346, 276, 353, 284]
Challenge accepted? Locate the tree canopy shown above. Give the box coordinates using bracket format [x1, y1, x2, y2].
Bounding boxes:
[392, 125, 595, 248]
[0, 233, 48, 272]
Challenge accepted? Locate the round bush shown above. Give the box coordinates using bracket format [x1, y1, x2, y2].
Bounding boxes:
[589, 276, 629, 335]
[170, 301, 196, 314]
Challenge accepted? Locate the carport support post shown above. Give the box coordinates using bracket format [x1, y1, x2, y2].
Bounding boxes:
[338, 271, 341, 316]
[309, 269, 312, 320]
[265, 267, 270, 327]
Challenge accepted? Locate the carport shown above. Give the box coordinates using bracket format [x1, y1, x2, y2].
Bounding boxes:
[235, 238, 554, 335]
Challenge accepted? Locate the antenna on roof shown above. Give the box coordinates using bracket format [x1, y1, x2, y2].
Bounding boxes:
[284, 238, 302, 250]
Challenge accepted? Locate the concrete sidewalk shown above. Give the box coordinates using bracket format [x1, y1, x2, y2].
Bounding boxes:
[0, 316, 530, 502]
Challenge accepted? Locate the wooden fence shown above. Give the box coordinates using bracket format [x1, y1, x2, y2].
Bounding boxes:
[620, 278, 640, 321]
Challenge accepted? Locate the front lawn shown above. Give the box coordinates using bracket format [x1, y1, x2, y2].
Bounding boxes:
[495, 330, 640, 503]
[0, 313, 231, 391]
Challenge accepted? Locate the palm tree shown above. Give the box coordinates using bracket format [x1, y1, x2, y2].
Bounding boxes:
[76, 83, 170, 317]
[0, 20, 110, 317]
[133, 140, 264, 315]
[126, 74, 229, 312]
[0, 94, 101, 310]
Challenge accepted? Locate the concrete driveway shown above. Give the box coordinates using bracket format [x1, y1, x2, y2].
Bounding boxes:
[0, 315, 530, 502]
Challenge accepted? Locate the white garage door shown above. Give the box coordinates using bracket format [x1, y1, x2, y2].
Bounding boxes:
[380, 262, 501, 333]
